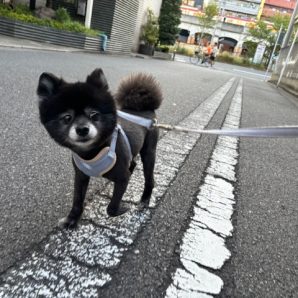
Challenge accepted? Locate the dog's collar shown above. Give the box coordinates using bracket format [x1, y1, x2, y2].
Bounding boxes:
[72, 124, 132, 177]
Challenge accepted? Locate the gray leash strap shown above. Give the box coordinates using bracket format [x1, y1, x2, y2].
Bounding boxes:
[155, 124, 298, 138]
[117, 110, 298, 138]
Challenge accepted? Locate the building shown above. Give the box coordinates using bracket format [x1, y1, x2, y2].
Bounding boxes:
[260, 0, 296, 20]
[180, 0, 262, 53]
[51, 0, 162, 54]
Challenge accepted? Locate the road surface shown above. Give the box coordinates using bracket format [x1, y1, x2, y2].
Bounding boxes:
[0, 47, 297, 297]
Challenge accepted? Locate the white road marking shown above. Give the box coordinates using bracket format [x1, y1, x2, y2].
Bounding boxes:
[232, 69, 266, 77]
[0, 78, 236, 297]
[166, 79, 242, 297]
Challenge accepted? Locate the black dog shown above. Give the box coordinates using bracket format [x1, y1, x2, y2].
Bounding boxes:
[37, 69, 163, 228]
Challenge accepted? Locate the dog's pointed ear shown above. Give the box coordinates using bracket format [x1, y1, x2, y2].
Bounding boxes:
[86, 68, 108, 90]
[37, 72, 62, 100]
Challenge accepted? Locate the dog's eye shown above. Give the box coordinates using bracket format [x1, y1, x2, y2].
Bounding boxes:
[90, 111, 100, 121]
[62, 114, 72, 124]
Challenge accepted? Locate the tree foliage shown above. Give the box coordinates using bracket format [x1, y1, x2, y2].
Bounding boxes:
[158, 0, 182, 45]
[270, 13, 290, 31]
[249, 20, 272, 41]
[248, 14, 290, 65]
[249, 14, 290, 43]
[197, 3, 218, 33]
[242, 40, 258, 58]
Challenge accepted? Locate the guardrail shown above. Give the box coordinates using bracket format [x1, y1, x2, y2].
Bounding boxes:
[0, 17, 102, 52]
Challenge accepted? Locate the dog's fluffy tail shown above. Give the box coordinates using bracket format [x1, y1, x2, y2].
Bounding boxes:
[115, 73, 163, 111]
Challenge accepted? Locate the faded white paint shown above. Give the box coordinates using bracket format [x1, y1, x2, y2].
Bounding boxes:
[166, 79, 242, 297]
[167, 259, 223, 296]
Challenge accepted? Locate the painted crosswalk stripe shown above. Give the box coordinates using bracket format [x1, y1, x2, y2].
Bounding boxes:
[165, 79, 243, 297]
[0, 78, 235, 298]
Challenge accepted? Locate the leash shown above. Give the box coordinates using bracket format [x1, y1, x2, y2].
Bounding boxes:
[117, 110, 298, 138]
[154, 123, 298, 138]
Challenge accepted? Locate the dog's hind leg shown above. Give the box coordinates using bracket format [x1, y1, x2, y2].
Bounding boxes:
[139, 129, 159, 207]
[59, 162, 90, 228]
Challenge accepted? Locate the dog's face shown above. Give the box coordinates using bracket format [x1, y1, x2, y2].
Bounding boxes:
[37, 69, 116, 153]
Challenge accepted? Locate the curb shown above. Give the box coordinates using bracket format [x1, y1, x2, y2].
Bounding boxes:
[0, 43, 82, 53]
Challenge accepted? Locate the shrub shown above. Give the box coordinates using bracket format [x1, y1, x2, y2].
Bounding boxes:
[216, 51, 265, 69]
[0, 4, 100, 36]
[141, 9, 159, 45]
[216, 51, 234, 63]
[173, 46, 193, 56]
[55, 7, 71, 23]
[155, 45, 170, 53]
[14, 4, 31, 14]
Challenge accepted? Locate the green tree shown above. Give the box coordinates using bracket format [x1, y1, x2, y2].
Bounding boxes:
[158, 0, 182, 45]
[197, 3, 218, 39]
[248, 20, 274, 64]
[249, 20, 272, 41]
[242, 40, 258, 58]
[270, 13, 290, 31]
[248, 14, 290, 65]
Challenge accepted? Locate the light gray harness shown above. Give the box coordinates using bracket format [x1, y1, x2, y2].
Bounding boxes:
[72, 124, 132, 177]
[72, 111, 152, 177]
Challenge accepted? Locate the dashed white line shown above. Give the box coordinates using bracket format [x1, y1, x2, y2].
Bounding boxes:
[232, 69, 266, 77]
[166, 79, 243, 297]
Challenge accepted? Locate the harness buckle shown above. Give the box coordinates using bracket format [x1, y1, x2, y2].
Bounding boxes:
[150, 118, 158, 130]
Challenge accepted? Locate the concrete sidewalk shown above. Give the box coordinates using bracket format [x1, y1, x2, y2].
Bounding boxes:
[0, 34, 151, 59]
[0, 34, 85, 52]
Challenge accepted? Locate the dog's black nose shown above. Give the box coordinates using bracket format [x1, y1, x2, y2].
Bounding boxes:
[76, 126, 89, 137]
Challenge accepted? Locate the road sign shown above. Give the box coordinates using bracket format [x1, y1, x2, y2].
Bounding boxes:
[253, 43, 266, 64]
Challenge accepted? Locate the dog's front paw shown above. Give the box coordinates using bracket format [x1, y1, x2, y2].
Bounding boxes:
[107, 204, 129, 217]
[58, 216, 78, 229]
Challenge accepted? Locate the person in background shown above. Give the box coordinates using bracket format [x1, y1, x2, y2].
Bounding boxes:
[201, 42, 213, 65]
[219, 43, 224, 53]
[210, 42, 219, 67]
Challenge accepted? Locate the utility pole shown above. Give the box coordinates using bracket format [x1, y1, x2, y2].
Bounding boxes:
[85, 0, 94, 29]
[281, 1, 298, 48]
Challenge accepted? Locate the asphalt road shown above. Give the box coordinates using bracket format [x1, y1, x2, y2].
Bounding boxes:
[0, 47, 297, 297]
[175, 53, 269, 81]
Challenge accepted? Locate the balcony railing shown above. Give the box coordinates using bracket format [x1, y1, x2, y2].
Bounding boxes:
[220, 1, 260, 15]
